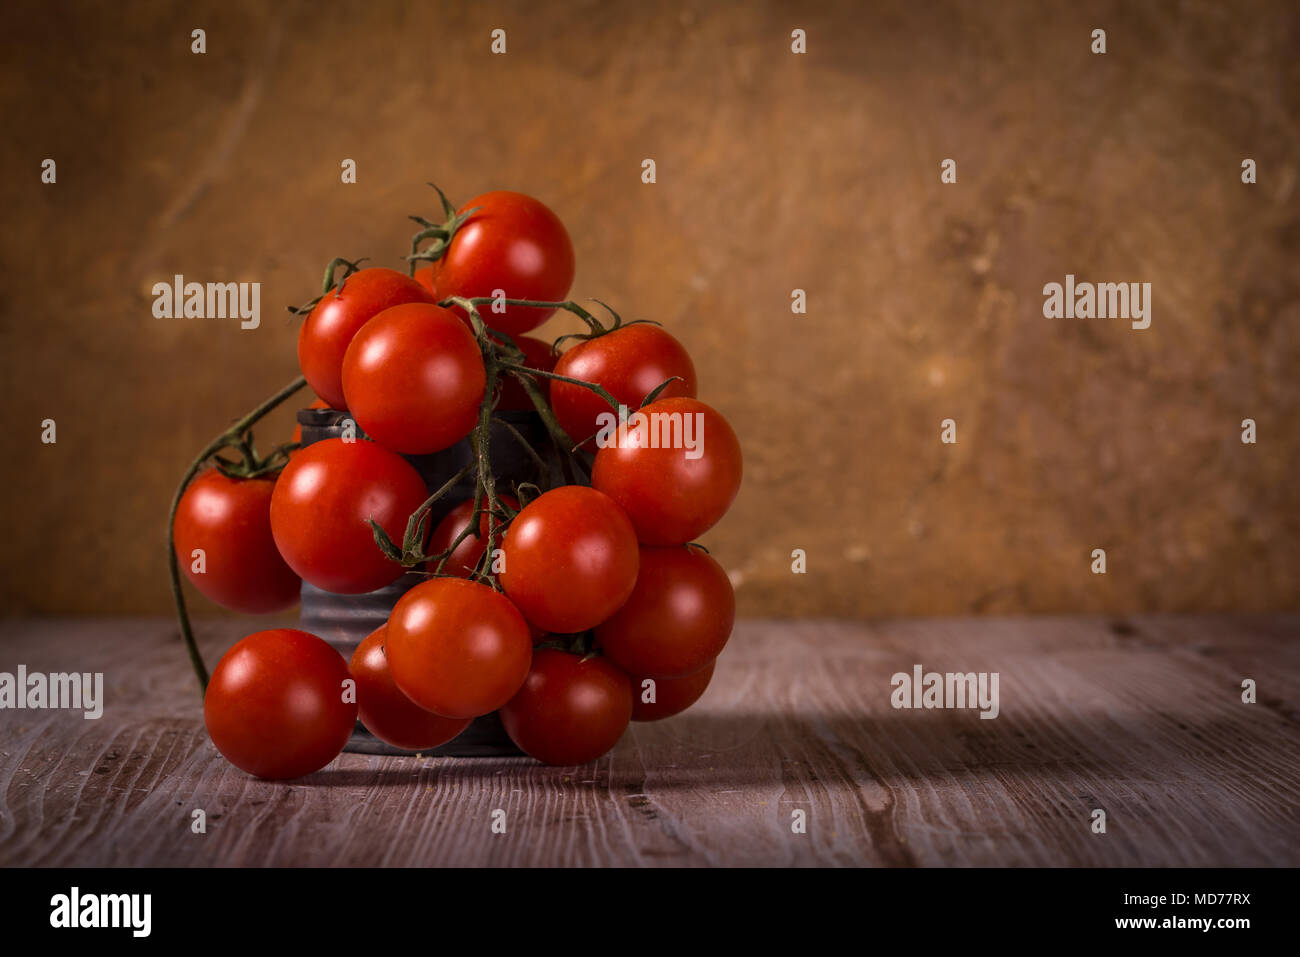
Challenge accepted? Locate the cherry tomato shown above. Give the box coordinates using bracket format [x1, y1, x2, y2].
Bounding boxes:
[591, 397, 742, 545]
[385, 577, 533, 719]
[595, 544, 735, 678]
[499, 649, 633, 765]
[436, 191, 575, 337]
[174, 469, 301, 614]
[349, 626, 470, 751]
[270, 438, 428, 594]
[298, 267, 433, 409]
[413, 263, 439, 297]
[341, 302, 486, 455]
[551, 324, 697, 449]
[497, 336, 556, 411]
[427, 494, 520, 578]
[630, 660, 716, 722]
[498, 485, 639, 633]
[291, 396, 332, 446]
[204, 628, 356, 779]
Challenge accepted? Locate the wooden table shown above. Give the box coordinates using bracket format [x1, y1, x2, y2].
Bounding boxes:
[1, 616, 1296, 867]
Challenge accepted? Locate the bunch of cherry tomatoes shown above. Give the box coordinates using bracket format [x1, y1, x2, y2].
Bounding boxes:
[170, 188, 742, 779]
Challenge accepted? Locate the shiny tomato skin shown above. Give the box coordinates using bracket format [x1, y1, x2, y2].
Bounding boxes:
[204, 628, 356, 780]
[270, 438, 428, 594]
[436, 191, 575, 338]
[174, 469, 302, 614]
[497, 336, 556, 411]
[630, 659, 716, 722]
[499, 649, 633, 766]
[595, 545, 735, 678]
[341, 303, 486, 455]
[498, 485, 640, 633]
[349, 626, 470, 750]
[551, 325, 697, 449]
[591, 397, 742, 545]
[298, 268, 434, 409]
[427, 494, 520, 578]
[384, 577, 533, 719]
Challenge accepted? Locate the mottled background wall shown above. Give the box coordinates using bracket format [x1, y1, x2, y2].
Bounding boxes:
[2, 0, 1297, 618]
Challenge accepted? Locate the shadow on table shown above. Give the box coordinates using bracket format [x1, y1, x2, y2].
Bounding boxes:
[302, 705, 1282, 792]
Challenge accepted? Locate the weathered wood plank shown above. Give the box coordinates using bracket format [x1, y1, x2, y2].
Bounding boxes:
[0, 616, 1296, 866]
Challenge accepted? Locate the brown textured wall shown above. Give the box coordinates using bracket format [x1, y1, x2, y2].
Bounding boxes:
[1, 0, 1297, 618]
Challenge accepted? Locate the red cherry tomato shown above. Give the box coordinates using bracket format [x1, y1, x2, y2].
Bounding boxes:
[341, 302, 486, 455]
[173, 469, 301, 614]
[270, 438, 428, 594]
[499, 649, 633, 765]
[497, 336, 556, 411]
[413, 263, 439, 297]
[551, 324, 697, 449]
[291, 397, 332, 446]
[436, 191, 575, 338]
[630, 660, 716, 722]
[385, 577, 533, 719]
[298, 267, 433, 409]
[204, 628, 356, 779]
[595, 544, 735, 678]
[427, 494, 520, 578]
[349, 626, 470, 750]
[591, 397, 742, 545]
[498, 485, 639, 633]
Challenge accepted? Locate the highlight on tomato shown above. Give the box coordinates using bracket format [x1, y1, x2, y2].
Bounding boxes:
[269, 437, 428, 594]
[297, 267, 434, 409]
[384, 577, 533, 719]
[174, 469, 301, 614]
[203, 628, 356, 780]
[591, 396, 742, 546]
[498, 485, 640, 633]
[350, 626, 471, 751]
[499, 648, 633, 766]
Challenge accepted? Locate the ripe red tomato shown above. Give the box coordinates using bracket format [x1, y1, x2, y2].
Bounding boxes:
[550, 324, 697, 449]
[270, 438, 428, 594]
[341, 303, 486, 455]
[349, 626, 470, 751]
[630, 660, 716, 722]
[204, 628, 356, 779]
[298, 267, 434, 409]
[413, 263, 438, 297]
[174, 469, 301, 614]
[591, 397, 742, 545]
[427, 494, 520, 577]
[385, 577, 533, 719]
[497, 336, 556, 411]
[595, 545, 735, 678]
[499, 649, 633, 765]
[498, 485, 639, 633]
[291, 396, 332, 445]
[436, 191, 574, 338]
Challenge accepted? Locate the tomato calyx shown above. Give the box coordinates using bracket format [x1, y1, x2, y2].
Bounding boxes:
[168, 375, 310, 692]
[406, 183, 481, 275]
[534, 631, 600, 661]
[211, 429, 295, 481]
[549, 298, 663, 352]
[286, 256, 369, 318]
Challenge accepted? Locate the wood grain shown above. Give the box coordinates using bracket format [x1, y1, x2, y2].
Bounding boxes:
[1, 616, 1297, 866]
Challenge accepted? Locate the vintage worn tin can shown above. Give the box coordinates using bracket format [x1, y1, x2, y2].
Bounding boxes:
[295, 406, 557, 756]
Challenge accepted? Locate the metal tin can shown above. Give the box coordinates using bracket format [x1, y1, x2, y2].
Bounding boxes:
[295, 406, 558, 756]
